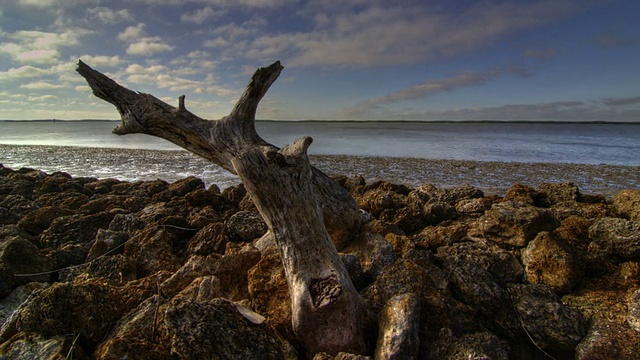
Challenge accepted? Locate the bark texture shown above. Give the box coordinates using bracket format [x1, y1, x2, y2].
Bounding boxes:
[77, 60, 366, 355]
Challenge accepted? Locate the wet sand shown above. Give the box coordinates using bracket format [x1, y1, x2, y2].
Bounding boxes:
[1, 144, 637, 198]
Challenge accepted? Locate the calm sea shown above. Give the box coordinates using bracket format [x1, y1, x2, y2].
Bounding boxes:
[1, 120, 639, 191]
[1, 120, 639, 165]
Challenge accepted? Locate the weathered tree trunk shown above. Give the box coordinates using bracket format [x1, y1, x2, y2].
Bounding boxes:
[77, 60, 367, 355]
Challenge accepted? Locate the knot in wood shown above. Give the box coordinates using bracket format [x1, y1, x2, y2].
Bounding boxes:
[309, 275, 342, 308]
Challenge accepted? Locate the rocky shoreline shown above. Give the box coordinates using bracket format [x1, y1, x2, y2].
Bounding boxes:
[0, 163, 639, 359]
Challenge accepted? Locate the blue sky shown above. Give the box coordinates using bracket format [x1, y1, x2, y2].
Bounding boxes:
[0, 0, 639, 121]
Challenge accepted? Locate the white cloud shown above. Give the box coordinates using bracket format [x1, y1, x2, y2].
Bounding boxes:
[20, 81, 66, 90]
[181, 6, 219, 24]
[87, 7, 134, 24]
[117, 23, 146, 42]
[0, 28, 92, 64]
[78, 55, 122, 67]
[0, 66, 50, 80]
[124, 63, 233, 96]
[126, 40, 174, 55]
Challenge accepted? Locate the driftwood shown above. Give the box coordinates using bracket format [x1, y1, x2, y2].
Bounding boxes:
[77, 60, 367, 355]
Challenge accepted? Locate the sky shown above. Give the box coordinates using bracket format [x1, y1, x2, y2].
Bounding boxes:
[0, 0, 639, 121]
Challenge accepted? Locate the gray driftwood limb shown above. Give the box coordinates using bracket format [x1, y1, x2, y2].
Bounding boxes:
[77, 60, 367, 355]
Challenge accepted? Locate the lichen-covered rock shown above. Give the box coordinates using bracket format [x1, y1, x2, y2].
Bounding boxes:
[226, 210, 267, 242]
[39, 211, 116, 248]
[124, 226, 181, 277]
[0, 195, 39, 218]
[167, 176, 204, 197]
[0, 332, 89, 360]
[508, 283, 586, 351]
[627, 288, 640, 332]
[589, 217, 640, 260]
[342, 232, 396, 283]
[437, 242, 524, 286]
[16, 205, 74, 236]
[469, 200, 560, 247]
[537, 182, 580, 206]
[212, 242, 261, 301]
[357, 189, 407, 218]
[164, 298, 293, 360]
[430, 330, 510, 360]
[86, 229, 129, 262]
[0, 283, 49, 332]
[455, 197, 492, 215]
[375, 293, 420, 360]
[247, 244, 291, 338]
[613, 189, 640, 222]
[504, 183, 539, 205]
[159, 254, 217, 298]
[411, 223, 467, 251]
[575, 318, 640, 360]
[186, 222, 228, 257]
[522, 231, 585, 294]
[0, 237, 55, 294]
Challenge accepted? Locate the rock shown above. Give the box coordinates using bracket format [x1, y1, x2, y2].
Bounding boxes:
[627, 288, 640, 332]
[247, 244, 291, 338]
[16, 205, 74, 236]
[314, 352, 371, 360]
[408, 185, 483, 207]
[83, 178, 121, 194]
[468, 201, 560, 247]
[454, 197, 492, 215]
[575, 318, 640, 360]
[339, 253, 366, 291]
[108, 213, 147, 233]
[93, 295, 173, 360]
[430, 330, 510, 360]
[0, 195, 39, 217]
[86, 229, 129, 262]
[212, 243, 261, 301]
[186, 222, 228, 257]
[159, 254, 217, 298]
[167, 176, 204, 197]
[0, 207, 19, 226]
[383, 233, 414, 257]
[124, 226, 181, 277]
[15, 280, 130, 347]
[186, 206, 221, 228]
[508, 283, 587, 352]
[521, 231, 585, 294]
[437, 242, 524, 286]
[0, 332, 88, 360]
[553, 215, 592, 251]
[164, 298, 293, 360]
[0, 282, 49, 331]
[613, 189, 640, 222]
[111, 179, 168, 198]
[357, 189, 407, 218]
[342, 232, 396, 283]
[374, 293, 420, 360]
[58, 254, 137, 283]
[39, 211, 116, 248]
[0, 237, 55, 294]
[589, 217, 640, 259]
[504, 184, 539, 205]
[35, 191, 89, 210]
[50, 243, 89, 269]
[411, 223, 467, 251]
[537, 182, 580, 206]
[226, 210, 268, 242]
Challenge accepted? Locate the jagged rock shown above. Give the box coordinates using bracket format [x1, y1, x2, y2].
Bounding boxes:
[613, 189, 640, 222]
[437, 242, 524, 286]
[212, 242, 261, 301]
[339, 253, 366, 291]
[508, 283, 587, 352]
[342, 232, 396, 283]
[522, 231, 585, 294]
[247, 243, 291, 338]
[375, 293, 420, 360]
[221, 183, 247, 208]
[575, 318, 640, 360]
[411, 223, 467, 251]
[33, 172, 89, 198]
[0, 283, 49, 331]
[185, 222, 228, 257]
[167, 176, 204, 197]
[549, 201, 613, 221]
[50, 243, 89, 269]
[537, 182, 580, 206]
[468, 200, 560, 247]
[383, 233, 414, 257]
[589, 217, 640, 259]
[357, 189, 407, 218]
[504, 184, 539, 205]
[124, 226, 182, 277]
[0, 208, 19, 226]
[0, 332, 88, 360]
[627, 288, 640, 332]
[93, 295, 173, 360]
[79, 194, 151, 213]
[111, 179, 169, 198]
[553, 215, 592, 251]
[164, 298, 293, 360]
[430, 330, 510, 360]
[0, 237, 55, 295]
[408, 185, 483, 207]
[108, 213, 147, 233]
[454, 197, 492, 215]
[35, 191, 89, 210]
[0, 195, 38, 217]
[159, 254, 218, 298]
[16, 205, 74, 236]
[83, 178, 121, 194]
[86, 229, 129, 262]
[39, 211, 116, 248]
[226, 210, 267, 242]
[186, 206, 221, 228]
[58, 254, 137, 283]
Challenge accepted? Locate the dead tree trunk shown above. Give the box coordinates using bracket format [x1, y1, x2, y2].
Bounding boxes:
[77, 60, 367, 355]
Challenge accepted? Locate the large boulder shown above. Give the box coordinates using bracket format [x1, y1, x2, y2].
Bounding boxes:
[508, 283, 587, 352]
[468, 201, 560, 247]
[0, 237, 55, 296]
[164, 298, 294, 359]
[342, 232, 396, 283]
[16, 206, 74, 237]
[430, 330, 510, 360]
[521, 231, 585, 294]
[0, 332, 88, 360]
[589, 217, 640, 260]
[39, 211, 116, 248]
[613, 189, 640, 222]
[374, 293, 420, 360]
[225, 210, 268, 242]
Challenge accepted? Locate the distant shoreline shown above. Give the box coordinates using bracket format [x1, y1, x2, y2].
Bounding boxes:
[1, 119, 639, 125]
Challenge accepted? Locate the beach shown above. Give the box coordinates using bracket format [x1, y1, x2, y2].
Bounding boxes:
[1, 144, 637, 198]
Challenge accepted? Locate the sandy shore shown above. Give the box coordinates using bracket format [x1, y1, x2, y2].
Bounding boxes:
[1, 144, 637, 198]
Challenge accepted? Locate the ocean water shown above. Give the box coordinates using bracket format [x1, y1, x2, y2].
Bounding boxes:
[1, 120, 639, 165]
[1, 120, 639, 193]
